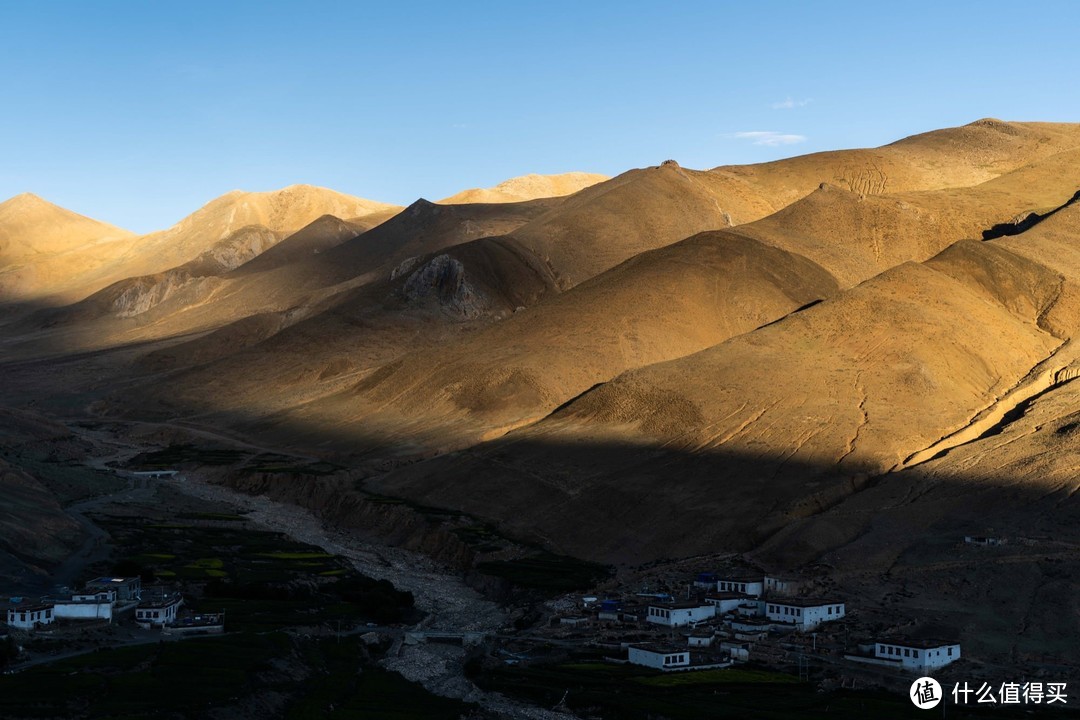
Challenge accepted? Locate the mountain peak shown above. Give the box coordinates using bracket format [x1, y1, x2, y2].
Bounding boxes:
[439, 171, 609, 204]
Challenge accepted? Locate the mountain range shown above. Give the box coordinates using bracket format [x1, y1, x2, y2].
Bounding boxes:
[3, 119, 1080, 665]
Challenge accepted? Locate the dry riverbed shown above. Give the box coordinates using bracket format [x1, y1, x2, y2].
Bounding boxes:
[158, 469, 575, 720]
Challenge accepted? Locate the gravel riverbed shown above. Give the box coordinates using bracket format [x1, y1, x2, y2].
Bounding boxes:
[162, 471, 576, 720]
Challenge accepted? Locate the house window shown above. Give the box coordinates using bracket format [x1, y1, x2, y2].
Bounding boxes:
[913, 650, 919, 659]
[888, 647, 894, 655]
[828, 607, 832, 615]
[904, 649, 910, 657]
[947, 648, 953, 656]
[879, 645, 886, 654]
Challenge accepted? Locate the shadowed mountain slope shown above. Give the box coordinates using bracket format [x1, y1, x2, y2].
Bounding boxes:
[364, 199, 1080, 565]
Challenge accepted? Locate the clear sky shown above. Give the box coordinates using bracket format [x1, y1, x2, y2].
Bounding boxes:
[3, 0, 1079, 233]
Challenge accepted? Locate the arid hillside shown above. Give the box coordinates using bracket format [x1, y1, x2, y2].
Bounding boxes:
[0, 193, 136, 306]
[0, 184, 400, 307]
[438, 172, 609, 204]
[3, 122, 1080, 665]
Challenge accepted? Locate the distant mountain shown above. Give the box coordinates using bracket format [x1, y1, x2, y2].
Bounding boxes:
[0, 185, 399, 306]
[0, 193, 136, 304]
[438, 172, 609, 204]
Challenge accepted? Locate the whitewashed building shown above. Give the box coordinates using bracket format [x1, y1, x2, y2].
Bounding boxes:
[646, 602, 716, 627]
[766, 599, 845, 630]
[715, 575, 764, 597]
[135, 594, 183, 628]
[53, 593, 114, 622]
[736, 600, 766, 617]
[687, 632, 714, 648]
[730, 617, 772, 634]
[704, 592, 751, 614]
[693, 572, 718, 589]
[764, 575, 799, 596]
[6, 603, 54, 630]
[875, 640, 961, 672]
[720, 640, 751, 662]
[628, 644, 690, 670]
[85, 577, 141, 602]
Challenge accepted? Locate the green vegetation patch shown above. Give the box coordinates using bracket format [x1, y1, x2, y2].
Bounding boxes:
[258, 551, 335, 560]
[127, 443, 248, 468]
[0, 635, 469, 720]
[635, 667, 800, 687]
[474, 662, 1042, 720]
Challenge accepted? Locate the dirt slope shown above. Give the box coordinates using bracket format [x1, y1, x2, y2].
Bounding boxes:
[0, 185, 399, 308]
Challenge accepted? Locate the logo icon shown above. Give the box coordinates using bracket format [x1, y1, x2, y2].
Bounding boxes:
[911, 676, 942, 709]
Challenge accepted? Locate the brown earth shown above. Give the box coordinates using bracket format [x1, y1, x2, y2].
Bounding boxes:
[2, 120, 1080, 668]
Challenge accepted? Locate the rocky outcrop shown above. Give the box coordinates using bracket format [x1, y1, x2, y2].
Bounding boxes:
[401, 255, 487, 319]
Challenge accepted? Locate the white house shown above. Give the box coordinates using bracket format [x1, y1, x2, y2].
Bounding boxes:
[764, 575, 799, 596]
[766, 599, 845, 630]
[6, 603, 54, 630]
[703, 592, 751, 614]
[53, 593, 114, 622]
[628, 644, 690, 670]
[729, 617, 771, 634]
[687, 632, 714, 648]
[875, 640, 961, 672]
[135, 594, 183, 628]
[646, 602, 716, 627]
[85, 577, 141, 602]
[720, 641, 751, 662]
[736, 600, 765, 617]
[693, 572, 718, 589]
[715, 575, 764, 597]
[163, 612, 226, 637]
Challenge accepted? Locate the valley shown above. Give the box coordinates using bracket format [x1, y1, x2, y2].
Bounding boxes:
[4, 120, 1080, 717]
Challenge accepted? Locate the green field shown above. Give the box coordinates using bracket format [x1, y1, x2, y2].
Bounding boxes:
[0, 505, 459, 719]
[96, 513, 418, 631]
[0, 635, 469, 720]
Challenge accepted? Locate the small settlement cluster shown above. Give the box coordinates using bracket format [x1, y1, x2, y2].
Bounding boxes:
[560, 571, 961, 675]
[4, 576, 223, 637]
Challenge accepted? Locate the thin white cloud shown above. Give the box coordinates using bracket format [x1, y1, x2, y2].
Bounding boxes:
[730, 131, 807, 147]
[772, 97, 812, 110]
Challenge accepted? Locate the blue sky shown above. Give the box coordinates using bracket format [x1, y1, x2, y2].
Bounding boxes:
[3, 1, 1079, 233]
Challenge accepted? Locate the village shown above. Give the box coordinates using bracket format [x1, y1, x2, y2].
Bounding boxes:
[0, 450, 1014, 718]
[1, 574, 227, 671]
[498, 566, 965, 684]
[3, 547, 965, 687]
